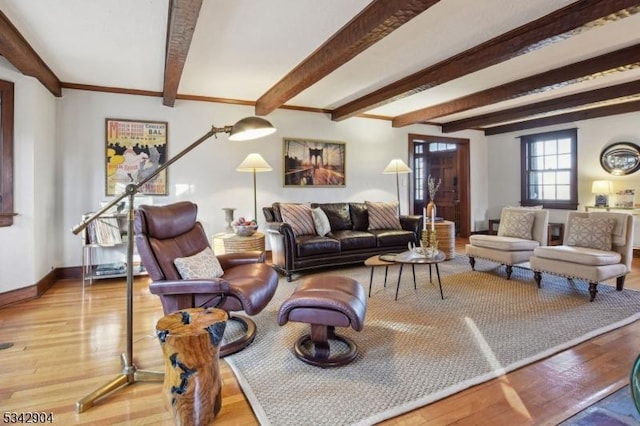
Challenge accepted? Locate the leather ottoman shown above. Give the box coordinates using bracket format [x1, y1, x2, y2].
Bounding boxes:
[278, 275, 367, 367]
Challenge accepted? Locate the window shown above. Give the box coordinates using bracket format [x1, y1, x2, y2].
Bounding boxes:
[413, 144, 424, 202]
[0, 79, 14, 227]
[520, 128, 577, 210]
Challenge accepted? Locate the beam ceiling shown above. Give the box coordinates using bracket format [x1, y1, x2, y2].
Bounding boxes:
[331, 0, 640, 123]
[0, 10, 61, 97]
[163, 0, 204, 107]
[254, 0, 441, 117]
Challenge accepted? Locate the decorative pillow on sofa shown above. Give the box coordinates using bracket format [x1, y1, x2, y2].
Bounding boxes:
[365, 201, 401, 230]
[498, 210, 535, 240]
[279, 203, 316, 236]
[566, 216, 615, 251]
[311, 207, 331, 237]
[314, 203, 352, 231]
[174, 247, 224, 279]
[349, 202, 369, 231]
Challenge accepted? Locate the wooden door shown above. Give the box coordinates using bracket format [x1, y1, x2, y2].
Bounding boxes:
[409, 134, 470, 238]
[427, 152, 458, 223]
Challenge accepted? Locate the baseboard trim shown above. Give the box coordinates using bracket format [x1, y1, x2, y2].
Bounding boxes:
[0, 267, 82, 308]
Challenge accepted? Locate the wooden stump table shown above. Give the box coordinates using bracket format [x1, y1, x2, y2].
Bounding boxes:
[156, 307, 228, 426]
[426, 220, 456, 260]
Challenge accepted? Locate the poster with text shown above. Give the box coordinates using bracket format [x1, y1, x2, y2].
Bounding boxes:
[105, 118, 168, 196]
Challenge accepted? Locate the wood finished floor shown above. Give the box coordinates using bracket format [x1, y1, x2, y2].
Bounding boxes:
[1, 239, 640, 425]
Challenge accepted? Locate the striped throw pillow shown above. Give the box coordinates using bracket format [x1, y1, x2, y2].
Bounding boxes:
[365, 201, 401, 230]
[279, 203, 316, 236]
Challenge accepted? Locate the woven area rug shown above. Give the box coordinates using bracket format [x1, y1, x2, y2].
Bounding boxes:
[225, 257, 640, 426]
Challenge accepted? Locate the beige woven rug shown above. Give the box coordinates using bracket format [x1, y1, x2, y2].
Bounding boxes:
[225, 257, 640, 426]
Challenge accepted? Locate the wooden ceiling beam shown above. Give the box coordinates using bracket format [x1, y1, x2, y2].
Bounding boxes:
[441, 79, 640, 133]
[0, 11, 61, 97]
[484, 99, 640, 136]
[254, 0, 440, 116]
[393, 44, 640, 127]
[331, 0, 640, 122]
[163, 0, 203, 107]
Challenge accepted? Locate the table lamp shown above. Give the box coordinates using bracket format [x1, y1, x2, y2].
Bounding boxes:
[592, 180, 613, 207]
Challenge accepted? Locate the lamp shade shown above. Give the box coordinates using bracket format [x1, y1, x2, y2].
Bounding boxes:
[591, 180, 613, 194]
[229, 117, 276, 141]
[382, 159, 412, 174]
[236, 153, 273, 172]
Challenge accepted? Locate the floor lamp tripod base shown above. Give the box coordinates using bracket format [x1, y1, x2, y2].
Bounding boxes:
[76, 352, 163, 413]
[74, 186, 164, 414]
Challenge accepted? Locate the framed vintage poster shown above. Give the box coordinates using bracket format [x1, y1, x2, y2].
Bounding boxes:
[105, 118, 168, 196]
[283, 137, 346, 187]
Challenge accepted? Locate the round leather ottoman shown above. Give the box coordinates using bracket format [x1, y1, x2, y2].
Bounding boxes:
[278, 275, 367, 367]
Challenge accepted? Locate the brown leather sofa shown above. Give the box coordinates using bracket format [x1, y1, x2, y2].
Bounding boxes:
[263, 202, 422, 281]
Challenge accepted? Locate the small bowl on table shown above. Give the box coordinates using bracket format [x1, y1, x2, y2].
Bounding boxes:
[233, 224, 258, 237]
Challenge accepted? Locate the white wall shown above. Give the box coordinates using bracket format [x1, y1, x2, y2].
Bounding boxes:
[0, 58, 58, 293]
[57, 90, 487, 269]
[0, 82, 487, 293]
[485, 112, 640, 226]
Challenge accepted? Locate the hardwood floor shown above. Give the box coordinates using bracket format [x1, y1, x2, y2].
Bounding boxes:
[1, 239, 640, 425]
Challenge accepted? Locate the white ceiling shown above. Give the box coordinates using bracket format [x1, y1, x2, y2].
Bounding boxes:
[1, 0, 639, 133]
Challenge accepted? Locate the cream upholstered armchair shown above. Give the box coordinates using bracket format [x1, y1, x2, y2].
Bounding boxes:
[530, 211, 634, 302]
[466, 207, 549, 279]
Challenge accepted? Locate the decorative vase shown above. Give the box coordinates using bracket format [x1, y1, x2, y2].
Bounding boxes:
[222, 208, 236, 233]
[426, 200, 436, 219]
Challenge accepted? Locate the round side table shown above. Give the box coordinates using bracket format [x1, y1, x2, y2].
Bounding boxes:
[431, 221, 456, 260]
[212, 231, 265, 254]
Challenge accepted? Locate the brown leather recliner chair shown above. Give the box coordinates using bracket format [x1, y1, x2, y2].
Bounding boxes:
[134, 201, 279, 357]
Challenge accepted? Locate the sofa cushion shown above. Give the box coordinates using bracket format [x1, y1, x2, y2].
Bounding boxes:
[329, 230, 377, 250]
[173, 247, 224, 279]
[296, 235, 341, 257]
[498, 209, 535, 240]
[370, 229, 416, 248]
[365, 201, 401, 230]
[311, 207, 331, 236]
[566, 216, 615, 251]
[280, 203, 316, 236]
[469, 234, 540, 251]
[349, 202, 369, 231]
[314, 203, 352, 231]
[533, 245, 621, 266]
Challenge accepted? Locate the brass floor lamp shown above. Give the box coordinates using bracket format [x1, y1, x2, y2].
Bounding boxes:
[71, 116, 276, 413]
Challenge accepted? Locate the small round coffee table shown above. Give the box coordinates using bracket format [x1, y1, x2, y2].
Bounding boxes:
[364, 255, 395, 297]
[381, 250, 446, 301]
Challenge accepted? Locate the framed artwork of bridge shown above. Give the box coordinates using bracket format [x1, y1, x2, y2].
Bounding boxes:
[105, 118, 168, 196]
[283, 137, 346, 187]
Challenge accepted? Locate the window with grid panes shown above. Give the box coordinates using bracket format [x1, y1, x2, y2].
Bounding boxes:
[520, 128, 578, 210]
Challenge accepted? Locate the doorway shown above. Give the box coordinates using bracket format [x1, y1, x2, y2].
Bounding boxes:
[408, 134, 470, 238]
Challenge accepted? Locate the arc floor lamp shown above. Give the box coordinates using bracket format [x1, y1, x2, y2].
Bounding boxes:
[71, 116, 276, 413]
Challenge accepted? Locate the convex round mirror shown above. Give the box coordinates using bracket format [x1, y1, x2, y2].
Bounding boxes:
[600, 142, 640, 175]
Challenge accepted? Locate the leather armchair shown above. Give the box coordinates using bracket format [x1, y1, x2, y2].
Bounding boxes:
[135, 201, 279, 357]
